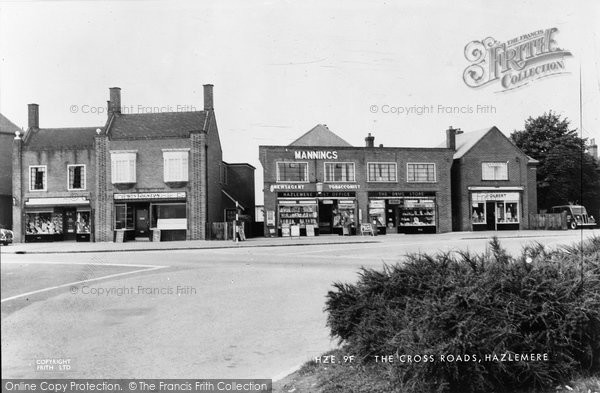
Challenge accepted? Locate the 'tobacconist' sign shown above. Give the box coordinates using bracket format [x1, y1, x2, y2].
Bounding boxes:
[114, 192, 186, 200]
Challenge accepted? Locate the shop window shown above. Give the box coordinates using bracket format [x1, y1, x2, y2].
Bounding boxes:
[29, 166, 47, 191]
[278, 203, 318, 228]
[482, 162, 508, 180]
[471, 203, 485, 224]
[68, 165, 86, 190]
[76, 211, 91, 233]
[399, 198, 436, 227]
[111, 151, 137, 184]
[324, 162, 355, 182]
[368, 200, 386, 227]
[332, 202, 356, 228]
[496, 202, 505, 222]
[499, 202, 519, 223]
[25, 212, 62, 234]
[367, 163, 397, 182]
[115, 204, 134, 229]
[276, 162, 308, 182]
[163, 149, 189, 182]
[151, 204, 187, 230]
[407, 163, 436, 183]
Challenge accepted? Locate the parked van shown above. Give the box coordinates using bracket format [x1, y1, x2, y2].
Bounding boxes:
[550, 205, 597, 229]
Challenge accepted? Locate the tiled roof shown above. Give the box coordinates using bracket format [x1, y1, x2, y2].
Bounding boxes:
[0, 113, 21, 135]
[108, 111, 208, 139]
[453, 127, 494, 159]
[289, 124, 352, 147]
[25, 127, 99, 150]
[439, 126, 538, 163]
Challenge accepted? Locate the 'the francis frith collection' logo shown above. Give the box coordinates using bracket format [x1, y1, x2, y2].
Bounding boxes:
[463, 28, 572, 91]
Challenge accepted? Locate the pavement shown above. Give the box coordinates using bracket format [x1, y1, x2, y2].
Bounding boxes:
[1, 229, 595, 254]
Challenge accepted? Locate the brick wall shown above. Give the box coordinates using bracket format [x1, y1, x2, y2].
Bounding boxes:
[189, 131, 207, 239]
[0, 133, 13, 196]
[453, 129, 535, 231]
[259, 145, 454, 235]
[223, 164, 256, 221]
[95, 134, 109, 241]
[11, 137, 22, 241]
[205, 112, 224, 227]
[0, 133, 14, 229]
[527, 165, 538, 220]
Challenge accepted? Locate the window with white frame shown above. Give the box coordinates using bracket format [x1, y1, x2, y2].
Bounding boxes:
[163, 149, 189, 182]
[324, 162, 355, 182]
[407, 163, 436, 183]
[110, 151, 137, 184]
[276, 162, 308, 182]
[68, 165, 86, 190]
[367, 162, 397, 182]
[482, 162, 508, 180]
[29, 165, 47, 191]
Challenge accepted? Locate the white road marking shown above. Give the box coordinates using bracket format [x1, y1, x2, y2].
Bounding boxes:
[1, 263, 168, 303]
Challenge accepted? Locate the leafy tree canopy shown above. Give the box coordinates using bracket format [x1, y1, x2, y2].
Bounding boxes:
[510, 111, 600, 214]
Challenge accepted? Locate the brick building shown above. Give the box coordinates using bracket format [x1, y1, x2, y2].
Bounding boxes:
[12, 105, 99, 243]
[12, 85, 254, 242]
[0, 114, 21, 230]
[259, 124, 454, 236]
[446, 126, 538, 231]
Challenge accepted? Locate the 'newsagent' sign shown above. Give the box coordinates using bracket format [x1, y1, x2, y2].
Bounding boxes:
[463, 28, 572, 91]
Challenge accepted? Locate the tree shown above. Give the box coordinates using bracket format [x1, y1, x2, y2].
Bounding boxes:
[511, 111, 600, 215]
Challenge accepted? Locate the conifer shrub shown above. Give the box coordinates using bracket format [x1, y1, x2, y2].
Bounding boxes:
[325, 237, 600, 392]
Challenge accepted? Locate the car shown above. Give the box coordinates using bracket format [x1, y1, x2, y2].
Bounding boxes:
[550, 205, 597, 229]
[0, 228, 14, 245]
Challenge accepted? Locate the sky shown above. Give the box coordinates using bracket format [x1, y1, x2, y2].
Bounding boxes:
[1, 0, 599, 204]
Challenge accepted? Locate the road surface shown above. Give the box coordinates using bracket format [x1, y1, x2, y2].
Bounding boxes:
[1, 230, 598, 380]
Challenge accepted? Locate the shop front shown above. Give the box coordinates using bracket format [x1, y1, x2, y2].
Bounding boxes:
[368, 191, 438, 234]
[24, 197, 92, 242]
[274, 190, 358, 236]
[470, 191, 521, 231]
[113, 192, 187, 241]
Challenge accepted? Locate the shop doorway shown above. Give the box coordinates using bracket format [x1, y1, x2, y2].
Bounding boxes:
[135, 207, 149, 239]
[318, 201, 334, 234]
[485, 202, 496, 230]
[63, 208, 77, 241]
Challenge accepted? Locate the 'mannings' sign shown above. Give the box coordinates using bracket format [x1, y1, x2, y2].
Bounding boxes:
[463, 28, 572, 91]
[294, 150, 338, 159]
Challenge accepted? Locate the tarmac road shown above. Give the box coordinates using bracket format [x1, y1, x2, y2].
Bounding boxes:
[1, 230, 598, 380]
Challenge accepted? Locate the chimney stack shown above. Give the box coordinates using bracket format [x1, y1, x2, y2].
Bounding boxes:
[590, 138, 598, 160]
[28, 104, 39, 130]
[365, 133, 375, 147]
[109, 87, 121, 114]
[203, 84, 214, 111]
[446, 126, 458, 150]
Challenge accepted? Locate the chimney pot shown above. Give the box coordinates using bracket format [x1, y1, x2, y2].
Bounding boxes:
[28, 103, 39, 130]
[109, 87, 121, 114]
[446, 126, 457, 150]
[365, 133, 375, 148]
[203, 84, 214, 111]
